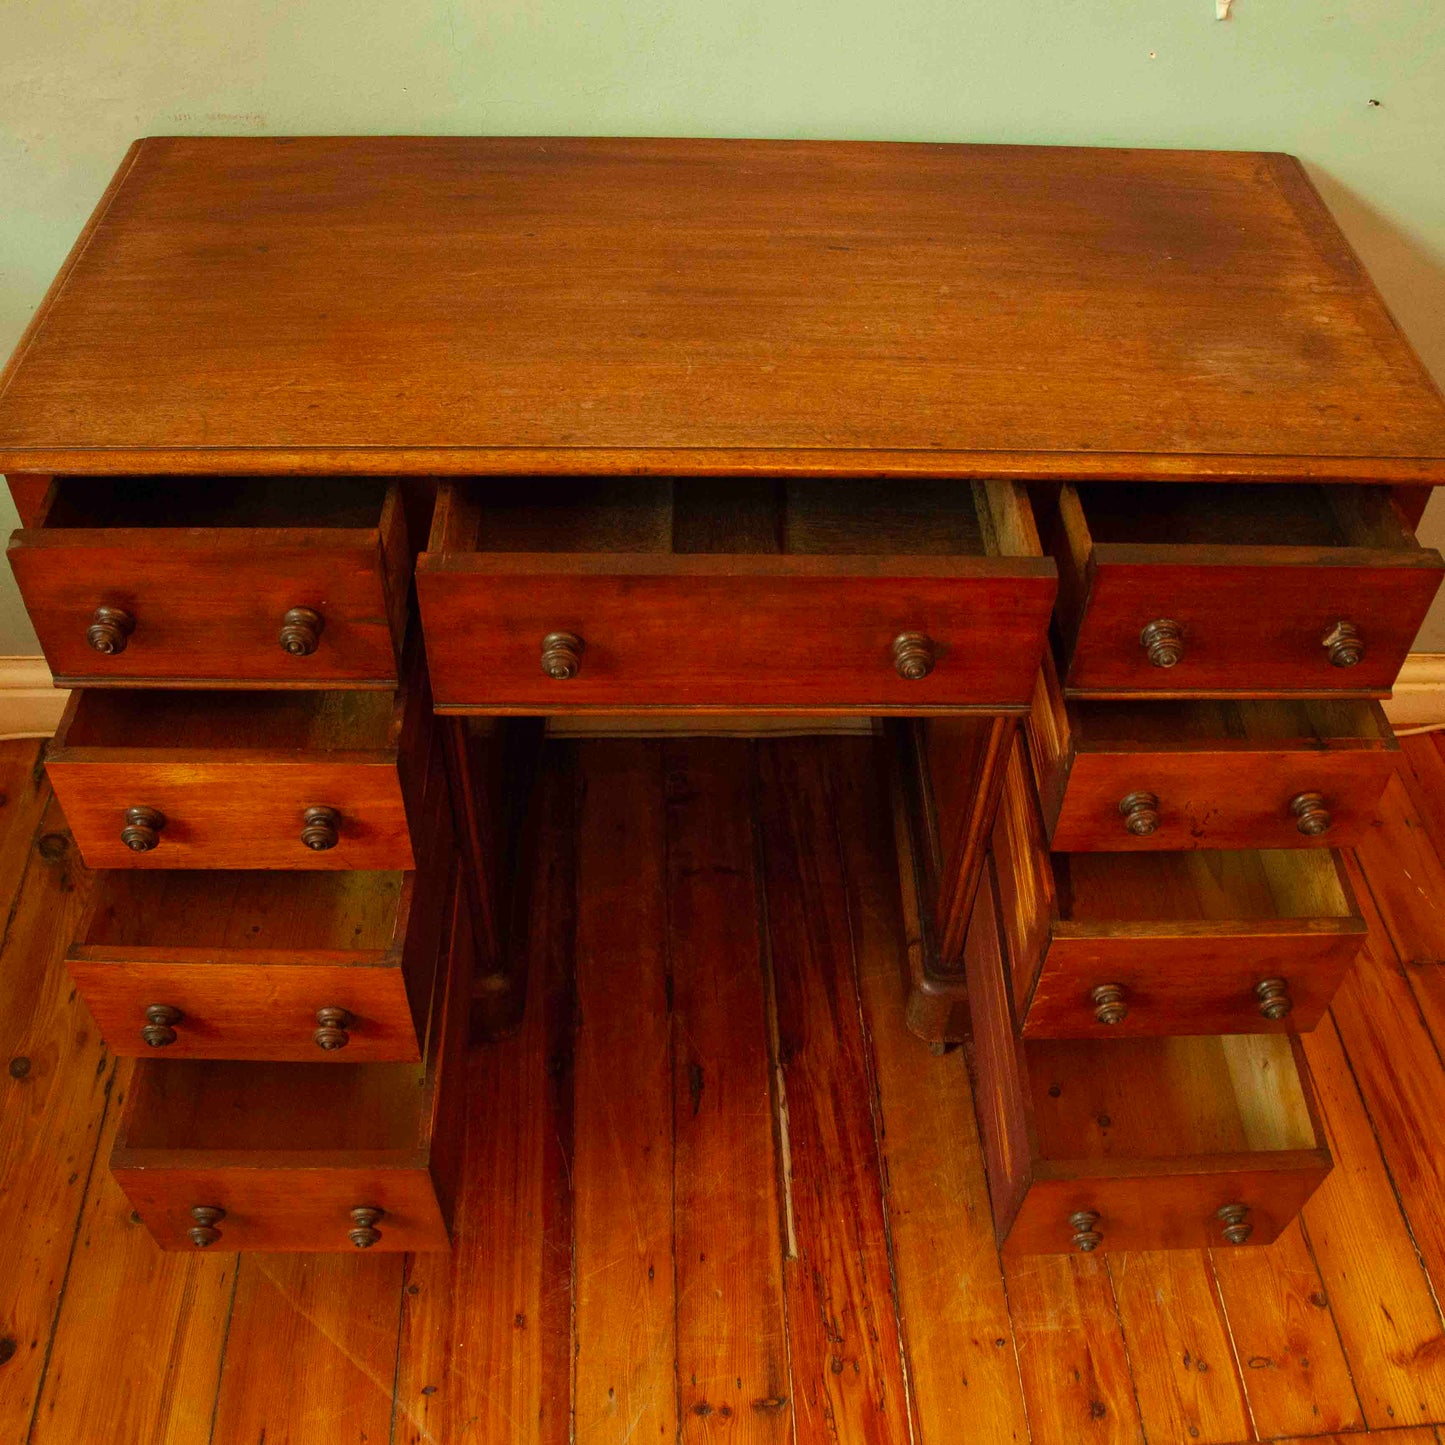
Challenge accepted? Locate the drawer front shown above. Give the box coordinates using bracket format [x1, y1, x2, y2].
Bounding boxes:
[1002, 1162, 1331, 1255]
[67, 958, 426, 1061]
[1048, 746, 1396, 851]
[1063, 553, 1443, 696]
[47, 760, 414, 870]
[9, 533, 404, 687]
[418, 562, 1057, 710]
[1019, 927, 1361, 1038]
[111, 1163, 450, 1252]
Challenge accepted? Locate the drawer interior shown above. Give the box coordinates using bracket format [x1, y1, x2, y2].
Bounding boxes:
[1066, 482, 1420, 551]
[1054, 695, 1393, 752]
[39, 477, 389, 530]
[81, 869, 406, 952]
[117, 1056, 430, 1152]
[1055, 847, 1357, 923]
[55, 686, 399, 753]
[1027, 1033, 1321, 1161]
[435, 477, 1030, 558]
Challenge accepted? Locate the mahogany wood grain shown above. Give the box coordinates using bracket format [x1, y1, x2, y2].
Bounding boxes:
[442, 715, 546, 1042]
[8, 477, 412, 688]
[570, 745, 678, 1444]
[1029, 651, 1400, 851]
[1107, 1251, 1251, 1445]
[756, 739, 911, 1443]
[394, 743, 576, 1445]
[1300, 1015, 1445, 1429]
[4, 473, 52, 527]
[1208, 1217, 1365, 1437]
[28, 1074, 235, 1445]
[889, 716, 1015, 1043]
[67, 742, 451, 1062]
[993, 732, 1366, 1038]
[109, 872, 471, 1251]
[1047, 481, 1445, 698]
[418, 478, 1056, 713]
[208, 1253, 404, 1444]
[0, 788, 108, 1441]
[1002, 1254, 1143, 1445]
[664, 738, 792, 1436]
[965, 856, 1334, 1255]
[2, 139, 1443, 480]
[46, 646, 432, 870]
[838, 735, 1032, 1444]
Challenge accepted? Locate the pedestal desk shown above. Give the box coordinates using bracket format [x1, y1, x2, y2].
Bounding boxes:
[2, 137, 1443, 1256]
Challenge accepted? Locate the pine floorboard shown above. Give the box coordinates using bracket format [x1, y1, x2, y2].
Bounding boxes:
[5, 734, 1445, 1443]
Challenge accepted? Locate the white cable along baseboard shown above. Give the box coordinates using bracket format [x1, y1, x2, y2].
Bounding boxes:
[0, 654, 1442, 741]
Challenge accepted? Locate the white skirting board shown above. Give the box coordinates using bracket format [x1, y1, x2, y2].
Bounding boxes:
[0, 655, 1443, 739]
[0, 657, 68, 740]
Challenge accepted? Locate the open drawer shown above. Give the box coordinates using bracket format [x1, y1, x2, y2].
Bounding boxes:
[110, 871, 470, 1253]
[1041, 482, 1444, 697]
[1028, 653, 1399, 851]
[8, 477, 413, 687]
[46, 639, 434, 871]
[68, 770, 452, 1063]
[416, 477, 1057, 711]
[967, 853, 1333, 1255]
[993, 734, 1365, 1038]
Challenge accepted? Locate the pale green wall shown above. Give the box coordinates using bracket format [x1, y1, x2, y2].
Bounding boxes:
[3, 0, 1444, 652]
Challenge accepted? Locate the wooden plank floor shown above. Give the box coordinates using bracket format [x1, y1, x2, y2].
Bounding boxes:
[6, 733, 1445, 1443]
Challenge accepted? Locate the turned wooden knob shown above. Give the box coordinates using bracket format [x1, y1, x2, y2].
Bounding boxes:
[1290, 791, 1331, 836]
[540, 631, 584, 680]
[348, 1205, 384, 1249]
[314, 1006, 354, 1051]
[278, 606, 324, 656]
[1118, 791, 1160, 836]
[1323, 620, 1363, 668]
[1089, 983, 1128, 1026]
[188, 1205, 225, 1248]
[1218, 1203, 1253, 1245]
[121, 805, 166, 852]
[1140, 618, 1184, 668]
[1069, 1209, 1103, 1253]
[86, 605, 135, 655]
[141, 1003, 183, 1048]
[1256, 978, 1293, 1021]
[300, 805, 341, 851]
[891, 632, 936, 681]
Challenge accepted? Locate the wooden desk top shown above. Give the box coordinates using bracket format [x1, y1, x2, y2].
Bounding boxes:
[1, 136, 1442, 481]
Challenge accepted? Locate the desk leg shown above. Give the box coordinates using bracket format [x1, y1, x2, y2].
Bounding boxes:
[442, 715, 545, 1044]
[890, 715, 1017, 1049]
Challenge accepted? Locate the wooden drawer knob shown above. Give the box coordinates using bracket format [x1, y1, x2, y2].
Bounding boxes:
[1118, 791, 1160, 836]
[541, 631, 584, 680]
[1290, 791, 1331, 836]
[278, 606, 324, 656]
[1068, 1209, 1103, 1253]
[188, 1205, 225, 1248]
[892, 633, 936, 681]
[300, 805, 341, 851]
[121, 805, 166, 852]
[1256, 978, 1293, 1021]
[1323, 620, 1363, 668]
[141, 1003, 183, 1048]
[1089, 983, 1128, 1026]
[86, 605, 135, 656]
[1140, 618, 1184, 669]
[314, 1006, 354, 1050]
[1218, 1203, 1253, 1245]
[348, 1205, 384, 1249]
